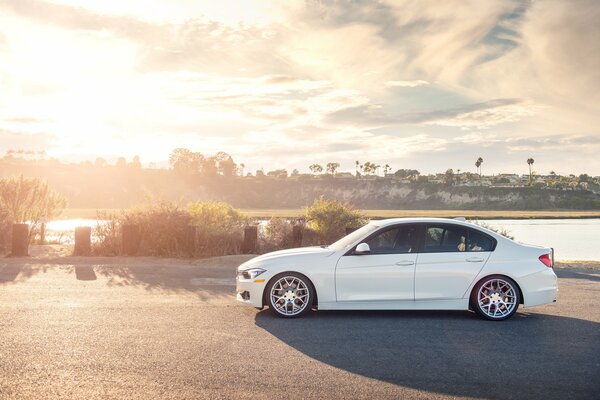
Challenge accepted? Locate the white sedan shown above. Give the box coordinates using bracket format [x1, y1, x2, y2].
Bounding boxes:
[236, 218, 558, 320]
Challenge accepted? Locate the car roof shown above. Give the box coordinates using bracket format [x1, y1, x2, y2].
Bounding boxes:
[369, 217, 473, 226]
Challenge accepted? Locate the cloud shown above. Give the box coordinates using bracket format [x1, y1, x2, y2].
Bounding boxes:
[0, 129, 56, 151]
[385, 80, 430, 88]
[325, 98, 538, 130]
[0, 0, 598, 174]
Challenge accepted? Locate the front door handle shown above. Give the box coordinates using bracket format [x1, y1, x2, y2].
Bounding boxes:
[466, 257, 485, 263]
[395, 261, 415, 266]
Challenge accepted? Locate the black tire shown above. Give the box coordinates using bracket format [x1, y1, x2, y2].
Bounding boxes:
[266, 272, 315, 318]
[471, 275, 520, 321]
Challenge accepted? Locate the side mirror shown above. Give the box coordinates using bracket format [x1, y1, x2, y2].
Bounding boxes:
[355, 242, 371, 255]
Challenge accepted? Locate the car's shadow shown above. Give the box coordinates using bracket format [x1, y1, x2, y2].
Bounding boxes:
[255, 309, 600, 399]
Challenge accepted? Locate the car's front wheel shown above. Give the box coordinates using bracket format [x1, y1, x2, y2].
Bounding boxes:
[267, 273, 314, 318]
[472, 275, 520, 321]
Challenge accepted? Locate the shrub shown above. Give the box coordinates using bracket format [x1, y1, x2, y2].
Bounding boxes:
[188, 201, 249, 256]
[304, 197, 367, 244]
[260, 217, 294, 252]
[0, 175, 67, 241]
[470, 220, 515, 240]
[93, 202, 192, 256]
[93, 210, 122, 256]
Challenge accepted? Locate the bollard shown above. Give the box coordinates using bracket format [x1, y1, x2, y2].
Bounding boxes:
[39, 222, 46, 245]
[292, 225, 303, 247]
[11, 223, 29, 256]
[241, 226, 258, 254]
[122, 224, 141, 256]
[74, 226, 92, 255]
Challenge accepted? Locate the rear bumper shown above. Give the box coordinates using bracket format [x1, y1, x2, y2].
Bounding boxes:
[520, 268, 558, 307]
[236, 278, 265, 308]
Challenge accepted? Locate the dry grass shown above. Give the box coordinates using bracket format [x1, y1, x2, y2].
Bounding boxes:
[62, 208, 600, 220]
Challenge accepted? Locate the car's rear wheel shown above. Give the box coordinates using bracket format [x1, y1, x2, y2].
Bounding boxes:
[267, 273, 314, 318]
[472, 275, 520, 321]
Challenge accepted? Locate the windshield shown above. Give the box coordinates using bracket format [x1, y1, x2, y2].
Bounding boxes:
[328, 223, 379, 251]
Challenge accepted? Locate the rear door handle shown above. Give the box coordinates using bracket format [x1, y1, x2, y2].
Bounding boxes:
[466, 257, 485, 263]
[395, 261, 415, 266]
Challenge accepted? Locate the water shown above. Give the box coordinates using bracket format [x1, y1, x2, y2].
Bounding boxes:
[479, 219, 600, 261]
[43, 218, 600, 261]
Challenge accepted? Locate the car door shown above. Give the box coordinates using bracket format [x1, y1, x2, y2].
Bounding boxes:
[415, 224, 495, 300]
[335, 224, 419, 302]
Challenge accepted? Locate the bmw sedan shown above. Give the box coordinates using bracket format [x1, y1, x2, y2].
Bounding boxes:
[236, 218, 558, 320]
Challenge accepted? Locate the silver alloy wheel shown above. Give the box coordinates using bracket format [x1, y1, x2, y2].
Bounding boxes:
[270, 276, 310, 316]
[477, 278, 518, 319]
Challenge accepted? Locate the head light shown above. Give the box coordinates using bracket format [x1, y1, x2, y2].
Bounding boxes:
[239, 268, 266, 280]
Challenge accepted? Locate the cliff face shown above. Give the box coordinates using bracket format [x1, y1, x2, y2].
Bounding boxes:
[1, 162, 599, 210]
[209, 178, 600, 210]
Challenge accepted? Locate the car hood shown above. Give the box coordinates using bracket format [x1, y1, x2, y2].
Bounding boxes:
[238, 246, 336, 270]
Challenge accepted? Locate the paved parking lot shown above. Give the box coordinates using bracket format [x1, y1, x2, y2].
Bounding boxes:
[1, 253, 599, 399]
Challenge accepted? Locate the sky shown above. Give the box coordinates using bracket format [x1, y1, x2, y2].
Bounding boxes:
[0, 0, 599, 175]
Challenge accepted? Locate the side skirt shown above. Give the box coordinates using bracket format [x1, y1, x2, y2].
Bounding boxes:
[318, 299, 469, 311]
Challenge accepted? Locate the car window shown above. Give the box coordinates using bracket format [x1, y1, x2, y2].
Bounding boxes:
[424, 225, 469, 253]
[365, 225, 418, 254]
[467, 229, 494, 252]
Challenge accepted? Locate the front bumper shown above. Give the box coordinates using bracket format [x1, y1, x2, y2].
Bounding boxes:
[236, 277, 267, 308]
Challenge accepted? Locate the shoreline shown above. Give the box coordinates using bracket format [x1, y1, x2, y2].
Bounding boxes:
[61, 208, 600, 220]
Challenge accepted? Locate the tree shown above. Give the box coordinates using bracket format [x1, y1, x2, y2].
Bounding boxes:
[362, 161, 377, 175]
[355, 160, 360, 177]
[256, 169, 265, 177]
[527, 158, 535, 186]
[214, 151, 236, 177]
[304, 197, 367, 244]
[267, 169, 288, 179]
[116, 157, 127, 168]
[475, 157, 483, 185]
[443, 169, 455, 186]
[130, 155, 142, 169]
[394, 169, 420, 180]
[326, 162, 340, 175]
[291, 169, 300, 176]
[238, 163, 245, 177]
[579, 173, 590, 183]
[94, 157, 107, 168]
[169, 148, 205, 174]
[0, 176, 67, 241]
[383, 164, 391, 176]
[309, 164, 323, 175]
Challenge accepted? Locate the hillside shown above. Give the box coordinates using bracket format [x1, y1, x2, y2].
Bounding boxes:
[1, 161, 599, 210]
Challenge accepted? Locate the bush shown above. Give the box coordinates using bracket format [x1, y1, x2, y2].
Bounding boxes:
[304, 197, 367, 244]
[260, 217, 294, 252]
[93, 202, 192, 256]
[0, 175, 67, 241]
[188, 201, 248, 256]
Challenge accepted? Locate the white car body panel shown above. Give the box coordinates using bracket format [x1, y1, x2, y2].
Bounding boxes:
[236, 218, 558, 313]
[335, 253, 417, 301]
[415, 251, 491, 300]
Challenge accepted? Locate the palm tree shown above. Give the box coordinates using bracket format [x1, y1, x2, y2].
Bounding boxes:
[527, 158, 535, 185]
[383, 164, 391, 176]
[475, 157, 483, 185]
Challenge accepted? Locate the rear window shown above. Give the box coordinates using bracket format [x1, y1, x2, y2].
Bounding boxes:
[423, 225, 495, 253]
[467, 229, 494, 252]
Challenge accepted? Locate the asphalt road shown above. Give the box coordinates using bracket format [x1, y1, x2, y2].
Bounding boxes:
[0, 253, 599, 399]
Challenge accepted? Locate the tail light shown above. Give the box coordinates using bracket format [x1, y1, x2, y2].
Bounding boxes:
[539, 253, 553, 268]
